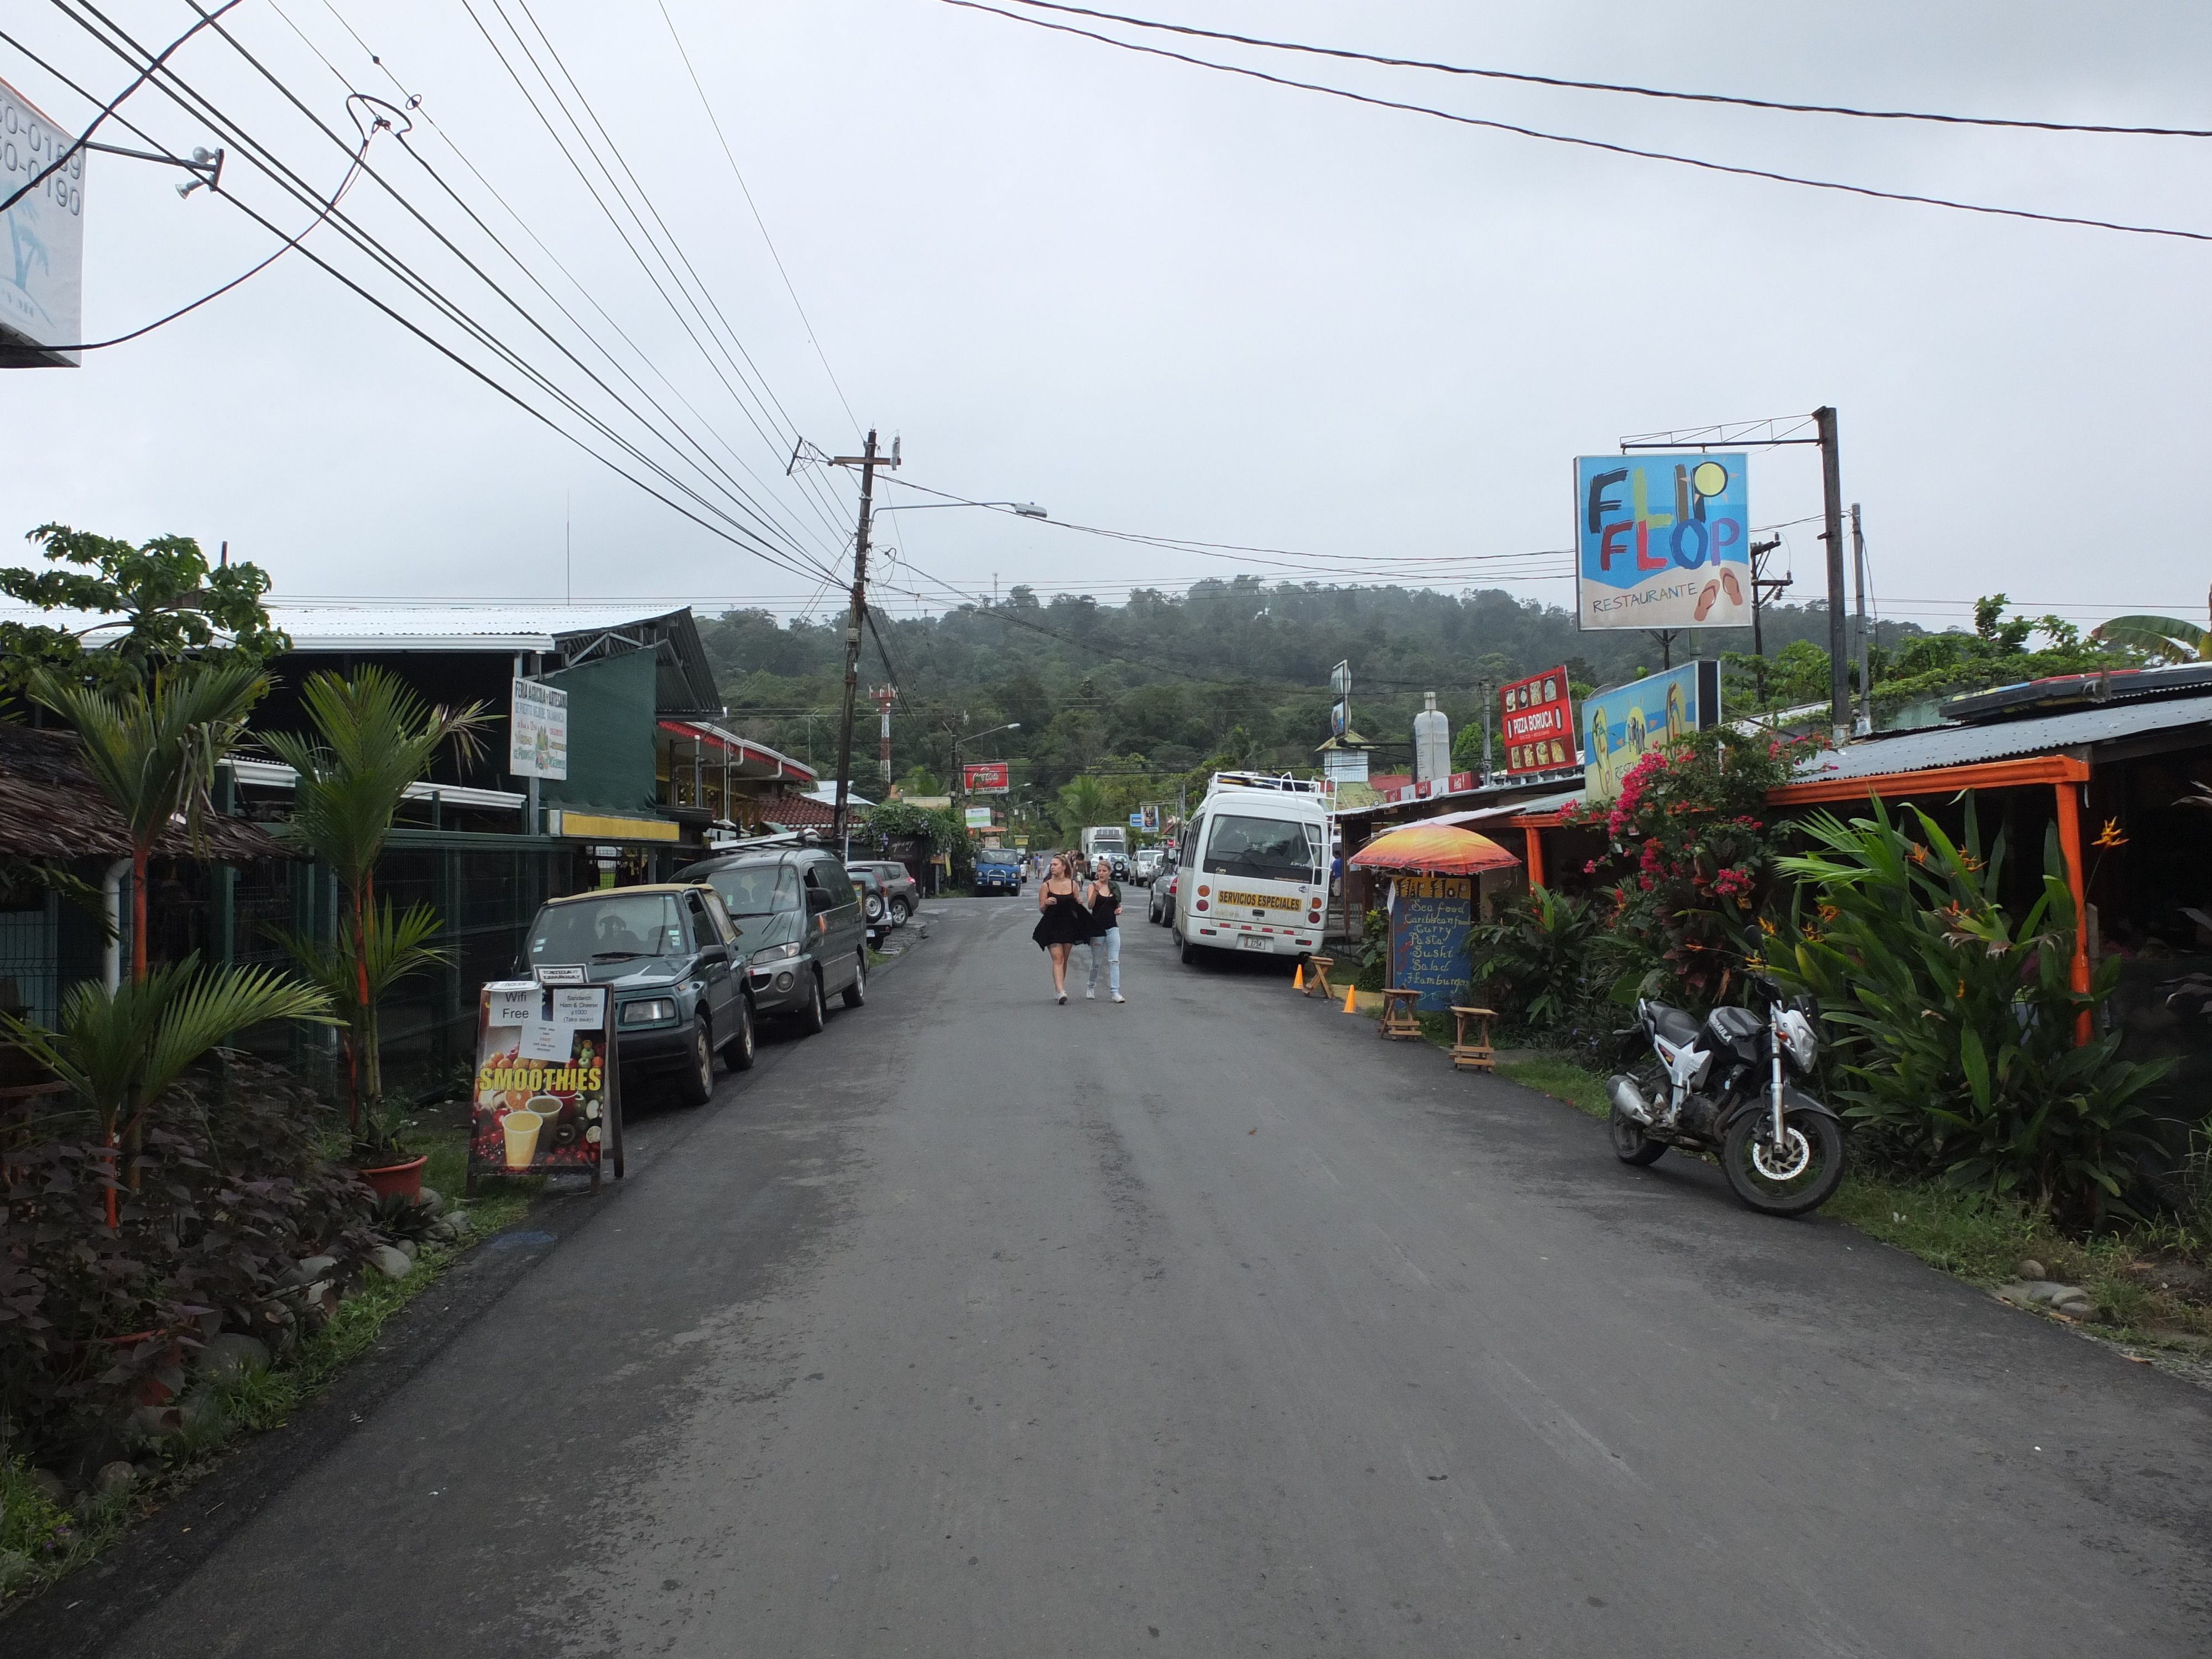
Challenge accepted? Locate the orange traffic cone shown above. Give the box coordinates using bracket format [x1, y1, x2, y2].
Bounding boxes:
[1293, 963, 1305, 992]
[1342, 982, 1358, 1014]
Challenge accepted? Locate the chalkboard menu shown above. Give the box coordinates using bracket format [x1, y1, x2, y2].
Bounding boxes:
[1389, 876, 1473, 1011]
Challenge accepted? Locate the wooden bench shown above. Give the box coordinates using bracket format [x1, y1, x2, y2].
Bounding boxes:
[1378, 987, 1423, 1040]
[1302, 955, 1335, 999]
[1449, 1006, 1498, 1072]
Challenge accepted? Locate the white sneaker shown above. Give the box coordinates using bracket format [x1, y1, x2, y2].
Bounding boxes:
[1112, 993, 1125, 1003]
[1085, 987, 1095, 999]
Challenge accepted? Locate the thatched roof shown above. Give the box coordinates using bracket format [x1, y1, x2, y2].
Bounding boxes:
[0, 722, 290, 864]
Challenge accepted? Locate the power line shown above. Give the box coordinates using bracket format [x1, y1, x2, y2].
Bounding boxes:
[940, 0, 2212, 244]
[994, 1, 2212, 140]
[655, 0, 861, 440]
[53, 0, 849, 591]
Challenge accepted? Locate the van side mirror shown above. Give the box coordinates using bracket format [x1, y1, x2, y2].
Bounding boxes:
[806, 888, 834, 915]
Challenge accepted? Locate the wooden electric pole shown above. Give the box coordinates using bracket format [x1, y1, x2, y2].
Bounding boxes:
[1816, 406, 1849, 748]
[830, 430, 895, 849]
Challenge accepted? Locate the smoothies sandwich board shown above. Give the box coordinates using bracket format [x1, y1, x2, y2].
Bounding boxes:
[466, 979, 623, 1194]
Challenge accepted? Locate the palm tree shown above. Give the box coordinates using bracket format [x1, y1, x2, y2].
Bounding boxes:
[30, 661, 269, 986]
[260, 667, 488, 1136]
[1056, 775, 1115, 844]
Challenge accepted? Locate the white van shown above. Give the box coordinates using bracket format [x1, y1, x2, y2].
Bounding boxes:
[1171, 774, 1328, 964]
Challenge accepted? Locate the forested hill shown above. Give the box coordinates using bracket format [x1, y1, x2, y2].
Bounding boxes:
[698, 578, 1880, 799]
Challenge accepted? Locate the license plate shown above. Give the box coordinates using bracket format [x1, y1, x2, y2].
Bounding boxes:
[1237, 934, 1271, 952]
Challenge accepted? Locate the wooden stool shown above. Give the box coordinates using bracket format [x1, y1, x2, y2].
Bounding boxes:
[1378, 987, 1422, 1040]
[1303, 955, 1335, 999]
[1449, 1006, 1498, 1071]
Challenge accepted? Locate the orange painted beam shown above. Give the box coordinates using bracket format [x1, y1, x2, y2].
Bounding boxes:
[2053, 779, 2093, 1045]
[1766, 753, 2089, 807]
[1522, 825, 1546, 888]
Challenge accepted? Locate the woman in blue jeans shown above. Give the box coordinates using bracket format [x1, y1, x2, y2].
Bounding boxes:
[1082, 855, 1124, 1002]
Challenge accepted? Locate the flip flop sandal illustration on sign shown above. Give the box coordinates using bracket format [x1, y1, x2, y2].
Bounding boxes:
[1695, 581, 1721, 622]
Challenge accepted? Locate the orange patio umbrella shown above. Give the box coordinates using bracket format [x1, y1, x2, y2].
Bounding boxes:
[1346, 821, 1522, 877]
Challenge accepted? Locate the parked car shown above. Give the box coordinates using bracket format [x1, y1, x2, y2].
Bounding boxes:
[847, 859, 919, 925]
[974, 851, 1022, 895]
[1147, 868, 1180, 925]
[674, 846, 871, 1039]
[1130, 848, 1162, 885]
[521, 883, 750, 1107]
[848, 864, 894, 941]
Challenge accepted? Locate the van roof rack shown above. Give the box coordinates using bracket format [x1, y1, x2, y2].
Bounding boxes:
[1206, 770, 1323, 797]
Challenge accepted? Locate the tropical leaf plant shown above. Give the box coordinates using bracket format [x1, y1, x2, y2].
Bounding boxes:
[1467, 884, 1603, 1034]
[260, 667, 487, 1135]
[0, 957, 335, 1180]
[2089, 613, 2211, 663]
[1769, 795, 2170, 1224]
[267, 901, 449, 1156]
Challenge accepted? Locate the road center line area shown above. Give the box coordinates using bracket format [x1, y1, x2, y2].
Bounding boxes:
[91, 899, 2212, 1658]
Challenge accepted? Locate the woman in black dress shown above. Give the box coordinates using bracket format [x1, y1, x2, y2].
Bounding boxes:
[1031, 853, 1090, 1004]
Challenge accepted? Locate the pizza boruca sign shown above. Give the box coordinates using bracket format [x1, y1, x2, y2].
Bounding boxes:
[1499, 665, 1574, 775]
[1574, 453, 1751, 631]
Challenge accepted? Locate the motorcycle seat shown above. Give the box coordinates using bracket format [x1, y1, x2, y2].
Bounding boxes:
[1648, 1005, 1703, 1047]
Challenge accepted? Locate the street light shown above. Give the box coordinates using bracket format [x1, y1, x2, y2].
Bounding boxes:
[874, 500, 1047, 518]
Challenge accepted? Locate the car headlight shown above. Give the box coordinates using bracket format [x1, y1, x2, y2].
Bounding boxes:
[748, 942, 801, 967]
[1778, 1006, 1818, 1072]
[619, 998, 677, 1026]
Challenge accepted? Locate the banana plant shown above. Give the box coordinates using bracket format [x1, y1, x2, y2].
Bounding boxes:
[2090, 614, 2211, 663]
[0, 957, 335, 1220]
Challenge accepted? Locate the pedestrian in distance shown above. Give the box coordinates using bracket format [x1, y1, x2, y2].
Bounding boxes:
[1031, 853, 1088, 1003]
[1082, 854, 1123, 1002]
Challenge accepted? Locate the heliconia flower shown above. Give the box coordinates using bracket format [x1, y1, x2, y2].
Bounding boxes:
[2093, 818, 2127, 848]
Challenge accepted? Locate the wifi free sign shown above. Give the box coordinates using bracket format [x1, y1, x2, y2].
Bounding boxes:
[1574, 453, 1751, 631]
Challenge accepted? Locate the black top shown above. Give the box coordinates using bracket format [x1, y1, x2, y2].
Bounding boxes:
[1087, 879, 1120, 931]
[1032, 881, 1091, 949]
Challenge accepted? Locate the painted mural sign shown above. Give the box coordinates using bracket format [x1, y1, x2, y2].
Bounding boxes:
[1388, 875, 1473, 1013]
[467, 980, 619, 1192]
[1574, 453, 1751, 631]
[1500, 665, 1574, 775]
[1582, 661, 1720, 804]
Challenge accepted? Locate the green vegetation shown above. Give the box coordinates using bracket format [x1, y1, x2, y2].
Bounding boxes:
[1772, 797, 2169, 1225]
[0, 1121, 535, 1610]
[1495, 1056, 1609, 1119]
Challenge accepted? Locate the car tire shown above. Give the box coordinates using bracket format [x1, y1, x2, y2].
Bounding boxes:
[1179, 932, 1200, 966]
[724, 995, 757, 1072]
[673, 1018, 714, 1107]
[843, 950, 868, 1008]
[797, 970, 827, 1035]
[890, 897, 912, 926]
[864, 895, 885, 924]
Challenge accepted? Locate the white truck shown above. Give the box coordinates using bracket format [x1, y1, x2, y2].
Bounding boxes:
[1079, 825, 1129, 870]
[1170, 774, 1328, 965]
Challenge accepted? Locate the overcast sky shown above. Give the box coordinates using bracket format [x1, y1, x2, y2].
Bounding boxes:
[4, 0, 2209, 637]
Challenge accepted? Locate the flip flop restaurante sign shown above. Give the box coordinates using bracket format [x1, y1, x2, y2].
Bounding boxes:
[1574, 452, 1752, 631]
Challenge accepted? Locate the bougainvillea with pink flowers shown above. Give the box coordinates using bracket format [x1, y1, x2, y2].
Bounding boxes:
[1562, 727, 1811, 1009]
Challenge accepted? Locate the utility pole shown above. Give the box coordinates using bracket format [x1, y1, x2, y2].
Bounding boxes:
[1851, 503, 1873, 737]
[830, 429, 895, 852]
[1815, 406, 1849, 748]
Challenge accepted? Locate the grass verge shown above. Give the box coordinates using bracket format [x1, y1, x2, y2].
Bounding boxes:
[0, 1121, 539, 1610]
[1489, 1051, 2212, 1351]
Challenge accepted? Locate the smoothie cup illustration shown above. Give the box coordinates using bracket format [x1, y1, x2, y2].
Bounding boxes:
[525, 1094, 565, 1160]
[502, 1109, 544, 1170]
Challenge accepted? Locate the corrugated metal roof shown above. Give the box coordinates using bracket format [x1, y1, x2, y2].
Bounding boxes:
[1796, 693, 2212, 782]
[0, 601, 688, 652]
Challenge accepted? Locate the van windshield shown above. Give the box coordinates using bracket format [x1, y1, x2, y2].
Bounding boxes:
[530, 894, 685, 963]
[1202, 814, 1319, 883]
[710, 862, 801, 917]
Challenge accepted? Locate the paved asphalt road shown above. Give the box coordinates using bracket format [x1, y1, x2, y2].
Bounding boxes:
[79, 895, 2212, 1656]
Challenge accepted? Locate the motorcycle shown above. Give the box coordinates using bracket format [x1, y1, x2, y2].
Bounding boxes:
[1606, 973, 1846, 1217]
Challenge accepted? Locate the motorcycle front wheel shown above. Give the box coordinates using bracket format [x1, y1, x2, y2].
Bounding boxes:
[1721, 1106, 1846, 1216]
[1608, 1105, 1667, 1166]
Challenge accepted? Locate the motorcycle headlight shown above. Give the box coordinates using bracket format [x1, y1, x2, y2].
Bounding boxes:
[1779, 1007, 1818, 1072]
